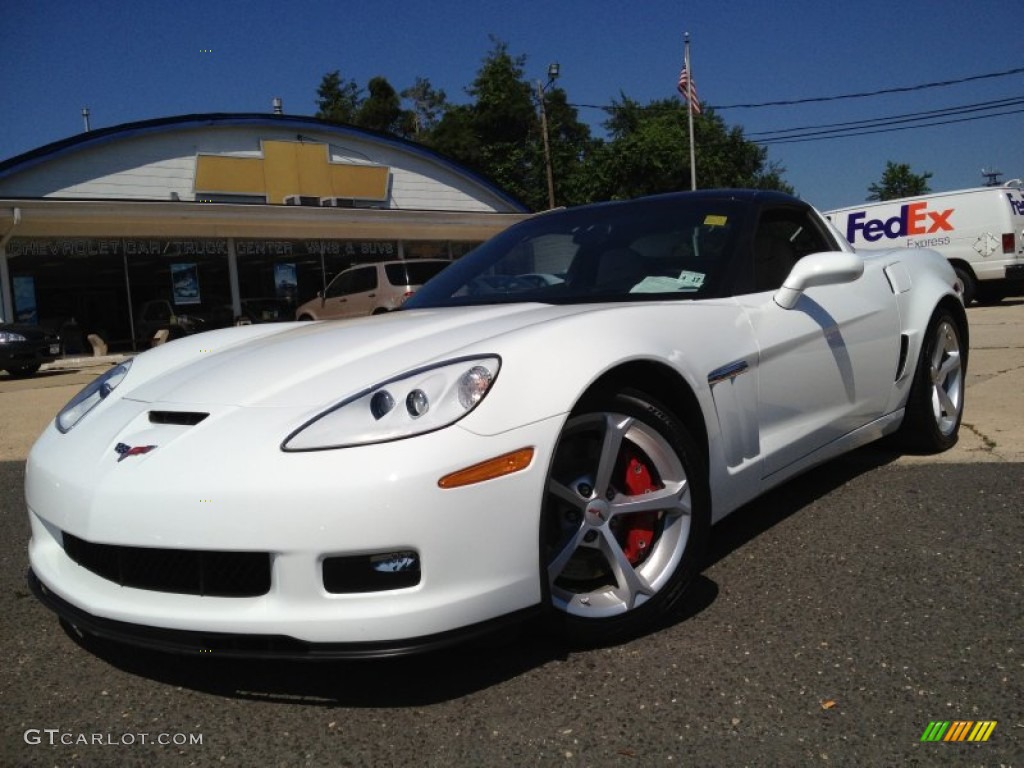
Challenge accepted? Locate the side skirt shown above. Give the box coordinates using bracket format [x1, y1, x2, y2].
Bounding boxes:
[759, 410, 904, 495]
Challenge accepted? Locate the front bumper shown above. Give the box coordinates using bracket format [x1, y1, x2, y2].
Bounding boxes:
[27, 569, 540, 658]
[0, 337, 61, 370]
[26, 400, 564, 649]
[1004, 263, 1024, 282]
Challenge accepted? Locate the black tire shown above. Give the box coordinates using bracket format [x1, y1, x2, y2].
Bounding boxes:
[974, 284, 1007, 305]
[297, 314, 315, 322]
[6, 363, 41, 378]
[953, 265, 976, 306]
[896, 308, 966, 453]
[541, 388, 710, 645]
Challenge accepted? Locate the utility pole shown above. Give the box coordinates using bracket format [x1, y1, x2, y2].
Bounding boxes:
[536, 63, 560, 209]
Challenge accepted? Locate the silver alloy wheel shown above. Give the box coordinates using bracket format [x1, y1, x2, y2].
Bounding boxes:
[929, 320, 964, 436]
[546, 411, 692, 618]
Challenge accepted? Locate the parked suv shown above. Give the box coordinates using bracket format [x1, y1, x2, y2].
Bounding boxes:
[295, 259, 450, 320]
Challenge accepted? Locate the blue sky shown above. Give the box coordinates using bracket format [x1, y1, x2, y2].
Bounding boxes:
[1, 0, 1021, 210]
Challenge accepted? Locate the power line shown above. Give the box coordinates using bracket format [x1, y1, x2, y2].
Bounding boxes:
[563, 66, 1024, 146]
[567, 66, 1024, 114]
[748, 96, 1024, 140]
[710, 66, 1024, 110]
[758, 106, 1024, 145]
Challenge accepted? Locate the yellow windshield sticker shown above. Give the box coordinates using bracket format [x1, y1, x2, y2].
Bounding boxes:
[704, 215, 728, 227]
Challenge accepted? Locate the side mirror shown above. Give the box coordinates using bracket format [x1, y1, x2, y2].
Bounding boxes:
[774, 252, 864, 310]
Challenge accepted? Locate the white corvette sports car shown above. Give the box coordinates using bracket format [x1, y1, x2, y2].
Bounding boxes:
[26, 190, 967, 657]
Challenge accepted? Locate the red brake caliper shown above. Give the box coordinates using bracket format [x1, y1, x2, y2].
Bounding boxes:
[620, 451, 659, 564]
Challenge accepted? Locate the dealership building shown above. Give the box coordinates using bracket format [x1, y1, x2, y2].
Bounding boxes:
[0, 113, 529, 351]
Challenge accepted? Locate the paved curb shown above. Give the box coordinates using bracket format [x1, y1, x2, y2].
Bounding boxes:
[41, 354, 128, 371]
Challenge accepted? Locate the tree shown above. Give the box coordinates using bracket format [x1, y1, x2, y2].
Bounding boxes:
[592, 97, 792, 201]
[427, 38, 539, 207]
[355, 76, 412, 135]
[401, 77, 448, 139]
[427, 104, 483, 168]
[315, 70, 362, 124]
[311, 42, 793, 209]
[465, 38, 540, 207]
[867, 161, 932, 201]
[427, 38, 597, 210]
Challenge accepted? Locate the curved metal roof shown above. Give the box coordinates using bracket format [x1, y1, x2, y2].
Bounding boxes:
[0, 112, 528, 212]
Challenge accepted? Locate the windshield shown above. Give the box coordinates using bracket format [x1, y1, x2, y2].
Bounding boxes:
[407, 197, 745, 308]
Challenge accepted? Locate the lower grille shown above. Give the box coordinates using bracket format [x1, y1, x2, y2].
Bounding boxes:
[62, 532, 270, 597]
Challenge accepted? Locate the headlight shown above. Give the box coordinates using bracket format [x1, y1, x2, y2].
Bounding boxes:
[56, 359, 133, 433]
[283, 356, 500, 451]
[0, 331, 27, 343]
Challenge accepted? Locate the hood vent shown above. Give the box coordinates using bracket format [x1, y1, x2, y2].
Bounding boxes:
[149, 411, 209, 426]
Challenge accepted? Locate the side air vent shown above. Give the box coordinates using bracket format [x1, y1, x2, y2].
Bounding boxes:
[895, 334, 910, 381]
[149, 411, 209, 426]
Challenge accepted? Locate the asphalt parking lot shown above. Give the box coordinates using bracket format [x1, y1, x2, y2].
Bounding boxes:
[2, 303, 1022, 767]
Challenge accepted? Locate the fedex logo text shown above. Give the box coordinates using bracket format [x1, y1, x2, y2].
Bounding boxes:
[1008, 194, 1024, 216]
[846, 202, 954, 244]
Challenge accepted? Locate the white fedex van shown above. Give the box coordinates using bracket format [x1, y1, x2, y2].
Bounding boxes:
[826, 183, 1024, 304]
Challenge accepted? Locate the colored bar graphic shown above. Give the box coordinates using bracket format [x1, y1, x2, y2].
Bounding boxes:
[921, 721, 950, 741]
[944, 721, 972, 741]
[969, 721, 997, 742]
[920, 720, 996, 742]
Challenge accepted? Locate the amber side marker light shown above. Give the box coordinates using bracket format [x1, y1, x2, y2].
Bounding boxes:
[438, 447, 535, 489]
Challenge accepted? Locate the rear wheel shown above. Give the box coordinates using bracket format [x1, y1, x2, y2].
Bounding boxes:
[897, 309, 966, 453]
[542, 389, 709, 644]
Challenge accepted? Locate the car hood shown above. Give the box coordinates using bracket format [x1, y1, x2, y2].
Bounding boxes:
[123, 303, 597, 409]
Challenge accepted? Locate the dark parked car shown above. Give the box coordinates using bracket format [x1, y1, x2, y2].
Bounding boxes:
[0, 323, 61, 377]
[238, 297, 292, 324]
[135, 299, 235, 346]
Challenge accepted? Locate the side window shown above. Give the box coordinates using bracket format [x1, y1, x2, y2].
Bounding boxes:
[357, 267, 379, 292]
[754, 207, 835, 292]
[325, 271, 356, 299]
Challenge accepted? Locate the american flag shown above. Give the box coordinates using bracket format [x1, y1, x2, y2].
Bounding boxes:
[677, 65, 701, 114]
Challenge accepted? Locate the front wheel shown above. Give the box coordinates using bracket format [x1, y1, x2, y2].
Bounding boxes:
[6, 363, 41, 378]
[896, 309, 966, 453]
[542, 389, 710, 645]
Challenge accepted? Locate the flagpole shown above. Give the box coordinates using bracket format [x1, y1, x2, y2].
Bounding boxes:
[685, 32, 697, 191]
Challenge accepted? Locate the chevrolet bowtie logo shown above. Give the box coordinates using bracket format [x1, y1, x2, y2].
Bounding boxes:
[194, 139, 390, 205]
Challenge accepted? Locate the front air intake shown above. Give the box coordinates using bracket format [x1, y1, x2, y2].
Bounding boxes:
[322, 551, 421, 593]
[62, 532, 270, 597]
